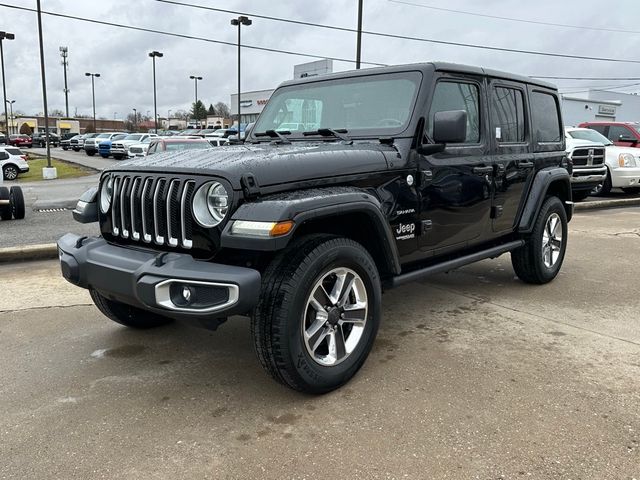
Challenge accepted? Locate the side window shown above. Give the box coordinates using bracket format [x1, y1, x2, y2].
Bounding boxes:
[587, 124, 606, 135]
[0, 151, 9, 160]
[147, 142, 157, 154]
[530, 91, 562, 143]
[491, 87, 526, 143]
[427, 81, 481, 143]
[608, 125, 632, 141]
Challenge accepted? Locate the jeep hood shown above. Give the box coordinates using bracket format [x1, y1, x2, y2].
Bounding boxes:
[112, 142, 394, 189]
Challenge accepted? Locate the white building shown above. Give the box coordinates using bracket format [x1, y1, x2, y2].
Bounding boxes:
[562, 89, 640, 126]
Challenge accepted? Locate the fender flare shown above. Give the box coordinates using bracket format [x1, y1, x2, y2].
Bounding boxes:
[220, 187, 401, 275]
[518, 167, 572, 234]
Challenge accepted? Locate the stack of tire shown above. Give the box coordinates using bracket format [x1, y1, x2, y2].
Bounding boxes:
[0, 186, 25, 220]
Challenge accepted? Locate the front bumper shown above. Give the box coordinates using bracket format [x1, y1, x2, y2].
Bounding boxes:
[611, 166, 640, 188]
[57, 233, 261, 321]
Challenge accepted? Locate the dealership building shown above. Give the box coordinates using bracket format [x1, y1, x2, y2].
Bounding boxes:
[562, 89, 640, 126]
[230, 59, 334, 126]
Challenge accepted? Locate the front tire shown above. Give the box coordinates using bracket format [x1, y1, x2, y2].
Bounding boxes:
[621, 187, 640, 194]
[86, 151, 95, 157]
[591, 170, 612, 196]
[252, 235, 381, 394]
[572, 190, 590, 202]
[9, 186, 25, 219]
[511, 196, 568, 284]
[89, 289, 173, 329]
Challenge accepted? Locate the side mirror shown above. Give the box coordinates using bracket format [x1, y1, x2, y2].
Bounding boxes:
[433, 110, 467, 144]
[72, 186, 99, 224]
[618, 135, 638, 144]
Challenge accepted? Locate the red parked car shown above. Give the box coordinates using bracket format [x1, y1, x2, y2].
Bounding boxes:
[146, 137, 211, 155]
[578, 121, 640, 148]
[8, 134, 33, 148]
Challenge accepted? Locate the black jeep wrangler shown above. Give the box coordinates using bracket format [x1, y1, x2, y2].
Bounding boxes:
[58, 62, 572, 393]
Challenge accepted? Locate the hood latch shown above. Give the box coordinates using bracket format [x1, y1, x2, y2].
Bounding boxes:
[241, 172, 261, 200]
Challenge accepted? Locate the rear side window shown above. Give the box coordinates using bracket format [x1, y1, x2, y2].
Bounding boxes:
[427, 81, 481, 143]
[530, 91, 561, 143]
[491, 87, 525, 143]
[5, 148, 21, 155]
[587, 124, 606, 135]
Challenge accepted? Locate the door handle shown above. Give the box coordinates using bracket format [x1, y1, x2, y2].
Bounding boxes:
[472, 166, 493, 175]
[518, 161, 534, 168]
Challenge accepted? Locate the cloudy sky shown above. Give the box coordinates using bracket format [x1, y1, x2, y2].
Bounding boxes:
[1, 0, 639, 119]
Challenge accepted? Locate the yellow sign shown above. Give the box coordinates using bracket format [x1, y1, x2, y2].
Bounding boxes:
[59, 122, 72, 129]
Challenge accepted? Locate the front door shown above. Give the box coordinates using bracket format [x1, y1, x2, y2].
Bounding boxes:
[418, 76, 494, 254]
[488, 81, 534, 233]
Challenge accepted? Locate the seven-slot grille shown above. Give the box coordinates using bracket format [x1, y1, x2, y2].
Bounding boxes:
[571, 147, 605, 166]
[108, 175, 196, 249]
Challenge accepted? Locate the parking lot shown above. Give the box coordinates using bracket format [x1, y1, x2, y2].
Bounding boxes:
[1, 206, 638, 479]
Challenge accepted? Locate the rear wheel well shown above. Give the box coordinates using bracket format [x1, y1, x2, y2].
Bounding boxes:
[546, 179, 572, 221]
[292, 212, 395, 279]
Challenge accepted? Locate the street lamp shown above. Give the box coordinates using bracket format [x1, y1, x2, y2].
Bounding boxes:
[59, 46, 69, 117]
[148, 51, 163, 134]
[230, 16, 251, 131]
[189, 75, 203, 128]
[5, 99, 14, 135]
[85, 72, 100, 132]
[0, 31, 15, 138]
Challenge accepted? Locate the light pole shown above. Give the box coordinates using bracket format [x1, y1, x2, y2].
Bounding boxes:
[148, 51, 163, 134]
[6, 99, 14, 135]
[132, 108, 137, 131]
[230, 16, 251, 131]
[356, 0, 363, 69]
[59, 46, 69, 117]
[85, 72, 100, 132]
[0, 31, 15, 138]
[189, 75, 202, 128]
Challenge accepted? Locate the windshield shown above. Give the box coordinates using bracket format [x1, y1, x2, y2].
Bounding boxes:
[124, 134, 143, 141]
[252, 72, 421, 138]
[568, 129, 612, 145]
[96, 134, 110, 138]
[165, 142, 210, 151]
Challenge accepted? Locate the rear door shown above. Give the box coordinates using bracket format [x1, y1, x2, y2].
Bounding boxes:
[488, 80, 534, 233]
[417, 74, 493, 254]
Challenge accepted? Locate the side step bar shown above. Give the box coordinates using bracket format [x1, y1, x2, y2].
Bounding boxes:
[389, 240, 524, 288]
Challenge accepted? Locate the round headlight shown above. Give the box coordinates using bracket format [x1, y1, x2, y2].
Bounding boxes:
[100, 176, 113, 213]
[192, 181, 229, 227]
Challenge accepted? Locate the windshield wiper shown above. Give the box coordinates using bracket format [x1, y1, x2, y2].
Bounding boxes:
[254, 129, 291, 144]
[303, 128, 352, 143]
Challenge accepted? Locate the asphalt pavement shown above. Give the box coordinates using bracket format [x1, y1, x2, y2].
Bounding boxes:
[1, 207, 639, 479]
[29, 146, 119, 171]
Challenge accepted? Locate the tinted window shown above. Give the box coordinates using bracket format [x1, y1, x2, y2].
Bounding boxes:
[0, 152, 9, 160]
[587, 124, 606, 135]
[491, 87, 525, 143]
[5, 148, 22, 155]
[530, 91, 561, 142]
[427, 81, 481, 143]
[608, 125, 633, 141]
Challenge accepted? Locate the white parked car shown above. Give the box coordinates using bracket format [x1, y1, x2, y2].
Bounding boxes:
[0, 146, 29, 180]
[126, 136, 155, 158]
[566, 127, 640, 195]
[204, 135, 230, 147]
[110, 133, 157, 160]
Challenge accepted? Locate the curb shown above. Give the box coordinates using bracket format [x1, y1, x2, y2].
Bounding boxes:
[0, 243, 58, 263]
[33, 198, 77, 211]
[574, 197, 640, 211]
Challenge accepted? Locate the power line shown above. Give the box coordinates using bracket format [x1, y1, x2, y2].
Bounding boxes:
[533, 76, 640, 80]
[560, 81, 640, 95]
[0, 2, 387, 66]
[387, 0, 640, 35]
[151, 0, 640, 65]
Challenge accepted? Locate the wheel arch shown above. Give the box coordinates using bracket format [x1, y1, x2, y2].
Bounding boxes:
[518, 167, 572, 234]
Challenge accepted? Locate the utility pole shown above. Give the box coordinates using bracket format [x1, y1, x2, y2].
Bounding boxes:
[35, 0, 55, 176]
[189, 75, 202, 128]
[0, 31, 14, 139]
[356, 0, 363, 69]
[59, 46, 69, 117]
[85, 73, 100, 132]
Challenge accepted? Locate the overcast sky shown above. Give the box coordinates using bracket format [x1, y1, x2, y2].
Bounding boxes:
[1, 0, 639, 119]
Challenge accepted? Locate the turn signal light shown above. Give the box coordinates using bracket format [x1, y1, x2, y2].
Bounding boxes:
[270, 220, 294, 237]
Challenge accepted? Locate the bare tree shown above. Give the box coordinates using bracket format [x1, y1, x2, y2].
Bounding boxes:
[214, 102, 231, 118]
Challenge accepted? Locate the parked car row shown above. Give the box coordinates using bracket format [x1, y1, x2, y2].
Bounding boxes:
[566, 121, 640, 200]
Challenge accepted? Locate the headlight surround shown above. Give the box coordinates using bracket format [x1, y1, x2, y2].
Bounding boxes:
[99, 176, 113, 213]
[192, 181, 230, 227]
[618, 153, 637, 167]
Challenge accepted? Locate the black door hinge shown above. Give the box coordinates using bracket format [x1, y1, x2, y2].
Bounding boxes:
[421, 219, 433, 234]
[241, 173, 261, 200]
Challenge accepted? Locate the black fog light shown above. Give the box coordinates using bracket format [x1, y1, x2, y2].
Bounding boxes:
[170, 284, 196, 307]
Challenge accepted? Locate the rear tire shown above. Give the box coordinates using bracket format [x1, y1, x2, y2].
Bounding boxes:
[252, 235, 381, 394]
[2, 164, 19, 181]
[0, 187, 11, 220]
[9, 186, 25, 219]
[89, 289, 173, 329]
[511, 196, 568, 285]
